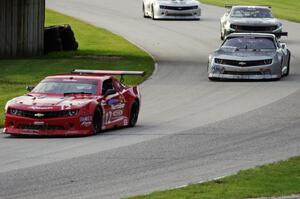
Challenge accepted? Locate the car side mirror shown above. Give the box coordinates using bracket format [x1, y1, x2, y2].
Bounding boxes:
[27, 86, 34, 92]
[280, 43, 286, 49]
[104, 89, 116, 97]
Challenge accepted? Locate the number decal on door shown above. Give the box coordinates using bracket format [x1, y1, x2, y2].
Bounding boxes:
[105, 111, 113, 124]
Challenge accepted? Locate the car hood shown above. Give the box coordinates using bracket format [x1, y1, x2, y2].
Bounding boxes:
[214, 48, 276, 60]
[157, 0, 199, 6]
[7, 94, 99, 111]
[229, 18, 279, 26]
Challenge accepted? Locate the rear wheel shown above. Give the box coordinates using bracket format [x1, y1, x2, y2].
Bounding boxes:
[92, 107, 102, 134]
[285, 50, 291, 77]
[129, 102, 139, 127]
[220, 26, 225, 40]
[151, 5, 156, 20]
[143, 4, 147, 18]
[282, 50, 291, 77]
[221, 28, 226, 40]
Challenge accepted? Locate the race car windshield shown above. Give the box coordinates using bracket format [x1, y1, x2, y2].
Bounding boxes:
[222, 37, 276, 50]
[32, 80, 98, 94]
[231, 8, 273, 18]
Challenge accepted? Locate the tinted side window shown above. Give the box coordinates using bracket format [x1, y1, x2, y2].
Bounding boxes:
[102, 79, 113, 95]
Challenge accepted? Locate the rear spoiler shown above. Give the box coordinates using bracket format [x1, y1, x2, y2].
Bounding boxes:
[72, 69, 145, 83]
[225, 4, 272, 9]
[234, 31, 288, 37]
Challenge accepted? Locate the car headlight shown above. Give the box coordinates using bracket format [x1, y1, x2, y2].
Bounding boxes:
[8, 108, 22, 115]
[276, 23, 283, 30]
[214, 58, 223, 64]
[67, 110, 79, 117]
[224, 22, 231, 30]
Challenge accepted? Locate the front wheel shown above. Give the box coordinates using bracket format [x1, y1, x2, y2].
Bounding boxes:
[220, 28, 226, 40]
[143, 4, 147, 18]
[92, 107, 102, 134]
[151, 5, 156, 20]
[129, 102, 139, 127]
[285, 50, 291, 77]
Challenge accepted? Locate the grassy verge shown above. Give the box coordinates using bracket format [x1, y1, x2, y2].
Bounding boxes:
[200, 0, 300, 23]
[129, 157, 300, 199]
[0, 9, 154, 127]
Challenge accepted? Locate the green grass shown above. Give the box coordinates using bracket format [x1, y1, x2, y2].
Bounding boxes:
[0, 9, 154, 127]
[129, 157, 300, 199]
[201, 0, 300, 23]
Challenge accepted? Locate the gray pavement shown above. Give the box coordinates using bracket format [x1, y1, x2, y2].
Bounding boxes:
[1, 1, 300, 198]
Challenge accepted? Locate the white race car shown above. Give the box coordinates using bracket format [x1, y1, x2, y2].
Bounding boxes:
[143, 0, 201, 20]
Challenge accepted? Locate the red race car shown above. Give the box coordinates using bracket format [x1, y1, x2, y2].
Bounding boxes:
[3, 69, 144, 136]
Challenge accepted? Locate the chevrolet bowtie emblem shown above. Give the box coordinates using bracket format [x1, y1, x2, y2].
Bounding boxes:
[34, 113, 45, 118]
[239, 62, 247, 66]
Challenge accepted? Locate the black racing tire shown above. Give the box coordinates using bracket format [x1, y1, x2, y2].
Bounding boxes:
[129, 102, 139, 127]
[282, 50, 291, 77]
[285, 50, 291, 77]
[92, 107, 102, 134]
[220, 26, 225, 40]
[151, 5, 156, 20]
[221, 29, 226, 41]
[143, 4, 147, 18]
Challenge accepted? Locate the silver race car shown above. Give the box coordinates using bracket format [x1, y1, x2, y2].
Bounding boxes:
[220, 5, 283, 40]
[208, 33, 290, 80]
[143, 0, 201, 20]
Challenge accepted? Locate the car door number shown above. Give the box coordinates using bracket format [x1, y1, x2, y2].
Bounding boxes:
[105, 110, 124, 124]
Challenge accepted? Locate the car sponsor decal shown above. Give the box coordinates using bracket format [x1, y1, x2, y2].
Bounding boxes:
[112, 110, 123, 117]
[124, 118, 128, 126]
[108, 98, 119, 105]
[62, 79, 78, 82]
[34, 121, 45, 126]
[111, 104, 125, 110]
[80, 116, 93, 127]
[105, 111, 113, 124]
[81, 121, 92, 127]
[30, 106, 53, 110]
[80, 116, 93, 122]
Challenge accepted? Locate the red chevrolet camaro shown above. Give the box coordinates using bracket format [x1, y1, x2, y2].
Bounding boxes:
[3, 69, 144, 136]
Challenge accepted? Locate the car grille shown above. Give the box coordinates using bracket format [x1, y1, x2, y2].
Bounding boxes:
[160, 6, 198, 11]
[18, 124, 65, 130]
[223, 71, 262, 76]
[167, 13, 193, 17]
[8, 108, 68, 119]
[230, 25, 278, 32]
[215, 59, 272, 67]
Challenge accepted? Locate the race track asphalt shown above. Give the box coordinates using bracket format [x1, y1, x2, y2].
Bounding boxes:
[1, 1, 300, 198]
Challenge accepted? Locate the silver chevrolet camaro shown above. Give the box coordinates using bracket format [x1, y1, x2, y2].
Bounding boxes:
[220, 5, 283, 40]
[143, 0, 201, 20]
[208, 33, 291, 80]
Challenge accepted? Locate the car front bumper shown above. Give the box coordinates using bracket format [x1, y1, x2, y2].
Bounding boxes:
[208, 63, 282, 80]
[208, 73, 281, 80]
[3, 114, 93, 136]
[154, 7, 201, 19]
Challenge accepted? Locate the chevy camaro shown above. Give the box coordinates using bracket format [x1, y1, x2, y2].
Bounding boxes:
[208, 33, 290, 80]
[143, 0, 201, 20]
[220, 5, 283, 40]
[3, 70, 144, 136]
